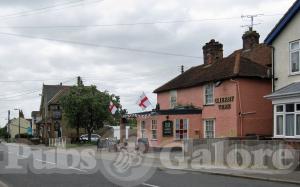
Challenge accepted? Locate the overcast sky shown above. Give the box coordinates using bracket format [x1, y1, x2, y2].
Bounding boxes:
[0, 0, 296, 126]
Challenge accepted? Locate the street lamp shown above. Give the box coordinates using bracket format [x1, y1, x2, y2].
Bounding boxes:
[14, 108, 21, 139]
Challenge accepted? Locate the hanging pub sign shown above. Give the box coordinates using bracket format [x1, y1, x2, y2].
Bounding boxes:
[162, 120, 173, 137]
[215, 96, 234, 110]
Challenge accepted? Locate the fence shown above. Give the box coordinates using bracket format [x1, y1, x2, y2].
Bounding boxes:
[184, 139, 300, 169]
[48, 137, 69, 148]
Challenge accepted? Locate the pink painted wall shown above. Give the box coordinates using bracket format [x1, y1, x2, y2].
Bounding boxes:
[201, 80, 239, 138]
[137, 78, 272, 147]
[238, 78, 273, 136]
[137, 114, 202, 148]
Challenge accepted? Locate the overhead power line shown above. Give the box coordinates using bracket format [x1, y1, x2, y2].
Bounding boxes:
[0, 13, 284, 29]
[0, 0, 104, 21]
[0, 89, 41, 100]
[0, 32, 202, 59]
[0, 77, 75, 83]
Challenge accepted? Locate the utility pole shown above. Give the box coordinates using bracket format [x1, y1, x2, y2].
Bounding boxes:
[7, 110, 10, 135]
[14, 109, 21, 139]
[241, 14, 263, 31]
[77, 76, 83, 86]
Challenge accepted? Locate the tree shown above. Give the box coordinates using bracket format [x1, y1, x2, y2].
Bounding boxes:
[0, 126, 9, 139]
[60, 85, 122, 142]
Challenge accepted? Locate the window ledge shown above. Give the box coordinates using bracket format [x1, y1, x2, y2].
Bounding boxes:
[273, 136, 300, 138]
[289, 72, 300, 77]
[204, 104, 215, 107]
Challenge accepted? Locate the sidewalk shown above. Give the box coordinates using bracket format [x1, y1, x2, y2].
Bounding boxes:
[143, 151, 300, 185]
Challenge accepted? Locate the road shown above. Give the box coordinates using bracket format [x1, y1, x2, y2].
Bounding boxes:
[0, 144, 298, 187]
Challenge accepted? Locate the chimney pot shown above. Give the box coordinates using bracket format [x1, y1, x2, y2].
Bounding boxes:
[202, 39, 223, 64]
[242, 30, 260, 50]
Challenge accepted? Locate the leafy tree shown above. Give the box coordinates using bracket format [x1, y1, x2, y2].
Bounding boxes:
[0, 126, 9, 139]
[60, 84, 122, 142]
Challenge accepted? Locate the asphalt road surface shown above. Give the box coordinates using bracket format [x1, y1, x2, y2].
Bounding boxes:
[0, 144, 298, 187]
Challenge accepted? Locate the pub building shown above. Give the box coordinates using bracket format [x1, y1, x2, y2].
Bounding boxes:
[134, 29, 273, 148]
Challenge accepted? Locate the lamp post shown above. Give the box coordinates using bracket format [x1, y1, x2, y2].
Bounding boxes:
[14, 108, 21, 139]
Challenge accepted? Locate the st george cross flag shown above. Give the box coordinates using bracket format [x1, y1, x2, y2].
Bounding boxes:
[109, 101, 117, 114]
[137, 92, 151, 110]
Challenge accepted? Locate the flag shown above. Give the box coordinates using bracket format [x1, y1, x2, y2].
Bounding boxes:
[137, 92, 151, 110]
[109, 101, 117, 114]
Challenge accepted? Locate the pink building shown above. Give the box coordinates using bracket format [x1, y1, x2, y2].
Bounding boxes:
[135, 30, 273, 148]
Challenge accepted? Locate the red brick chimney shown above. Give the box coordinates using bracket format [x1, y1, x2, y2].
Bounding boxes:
[203, 39, 223, 65]
[242, 29, 260, 50]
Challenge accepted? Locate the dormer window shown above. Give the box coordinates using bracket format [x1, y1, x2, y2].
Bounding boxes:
[290, 40, 300, 74]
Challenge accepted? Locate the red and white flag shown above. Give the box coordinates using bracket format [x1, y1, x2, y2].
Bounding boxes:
[109, 101, 117, 114]
[137, 92, 151, 110]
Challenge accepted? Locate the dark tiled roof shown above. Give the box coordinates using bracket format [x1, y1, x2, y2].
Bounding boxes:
[42, 85, 71, 104]
[48, 86, 71, 104]
[31, 111, 40, 117]
[154, 54, 271, 93]
[127, 108, 202, 118]
[265, 82, 300, 99]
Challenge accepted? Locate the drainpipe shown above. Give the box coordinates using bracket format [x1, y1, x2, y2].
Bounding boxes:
[230, 79, 243, 137]
[271, 46, 275, 92]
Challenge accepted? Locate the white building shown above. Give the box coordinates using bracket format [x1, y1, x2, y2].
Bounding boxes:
[265, 0, 300, 138]
[8, 118, 31, 139]
[109, 126, 130, 140]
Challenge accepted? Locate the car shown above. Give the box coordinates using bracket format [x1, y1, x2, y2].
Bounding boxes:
[80, 134, 101, 143]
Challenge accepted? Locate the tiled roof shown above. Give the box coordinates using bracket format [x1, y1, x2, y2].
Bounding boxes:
[48, 86, 71, 104]
[126, 108, 202, 118]
[31, 111, 40, 117]
[42, 85, 71, 104]
[265, 82, 300, 99]
[154, 53, 271, 93]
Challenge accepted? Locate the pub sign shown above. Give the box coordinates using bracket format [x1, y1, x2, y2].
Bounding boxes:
[162, 120, 173, 137]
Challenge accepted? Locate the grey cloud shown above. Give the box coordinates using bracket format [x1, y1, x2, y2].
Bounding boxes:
[0, 0, 295, 126]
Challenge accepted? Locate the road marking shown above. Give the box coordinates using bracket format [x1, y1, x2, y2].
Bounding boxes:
[0, 180, 9, 187]
[142, 183, 160, 187]
[4, 147, 88, 173]
[35, 159, 56, 165]
[68, 166, 88, 173]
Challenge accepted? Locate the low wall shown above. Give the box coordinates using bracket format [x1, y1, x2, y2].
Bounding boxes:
[184, 139, 300, 169]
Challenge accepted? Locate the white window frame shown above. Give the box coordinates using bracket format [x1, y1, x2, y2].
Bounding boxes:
[204, 119, 215, 139]
[140, 121, 146, 138]
[289, 40, 300, 75]
[204, 83, 214, 105]
[170, 90, 177, 109]
[151, 119, 158, 140]
[274, 103, 300, 138]
[274, 104, 284, 137]
[174, 119, 189, 140]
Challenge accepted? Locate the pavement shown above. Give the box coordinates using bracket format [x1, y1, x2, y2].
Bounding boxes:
[0, 143, 299, 187]
[143, 150, 300, 185]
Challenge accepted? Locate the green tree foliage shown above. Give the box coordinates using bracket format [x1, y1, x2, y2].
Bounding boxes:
[60, 85, 123, 142]
[0, 126, 9, 139]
